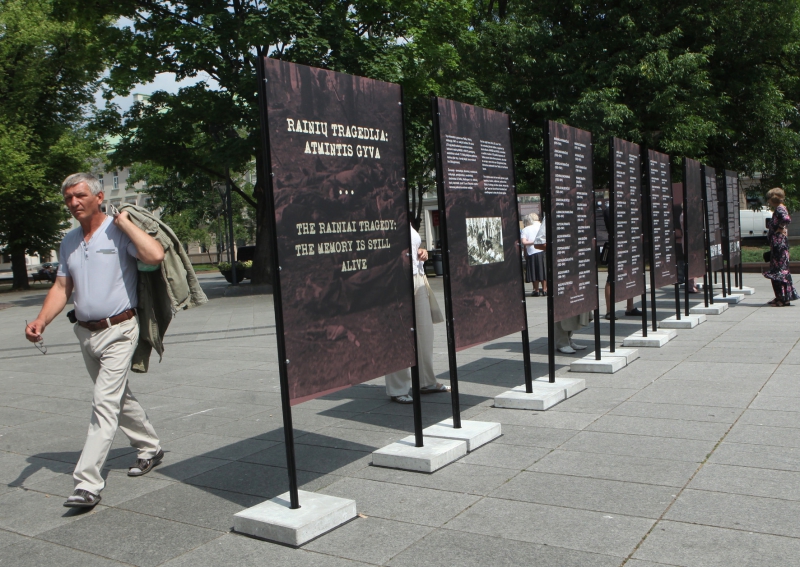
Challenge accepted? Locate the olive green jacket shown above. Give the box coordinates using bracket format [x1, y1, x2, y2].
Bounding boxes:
[120, 204, 208, 372]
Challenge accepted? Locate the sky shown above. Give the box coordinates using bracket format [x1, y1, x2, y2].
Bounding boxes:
[94, 72, 214, 112]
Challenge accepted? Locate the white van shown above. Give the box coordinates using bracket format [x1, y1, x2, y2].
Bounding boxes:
[740, 207, 772, 238]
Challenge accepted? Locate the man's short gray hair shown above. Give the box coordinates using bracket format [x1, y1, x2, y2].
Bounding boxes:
[61, 173, 102, 197]
[523, 213, 536, 226]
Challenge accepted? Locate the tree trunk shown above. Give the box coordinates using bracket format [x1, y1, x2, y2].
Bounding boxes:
[11, 249, 30, 290]
[250, 154, 273, 286]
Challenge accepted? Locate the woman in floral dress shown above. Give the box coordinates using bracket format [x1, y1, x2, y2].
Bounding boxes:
[764, 187, 799, 306]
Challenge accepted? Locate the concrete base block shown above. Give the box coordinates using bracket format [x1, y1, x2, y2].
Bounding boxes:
[233, 490, 356, 547]
[731, 286, 755, 295]
[495, 386, 564, 410]
[600, 347, 640, 365]
[372, 436, 466, 473]
[658, 314, 706, 329]
[690, 303, 728, 315]
[570, 353, 627, 374]
[713, 293, 744, 304]
[422, 419, 501, 451]
[697, 282, 755, 295]
[622, 329, 676, 348]
[494, 377, 586, 411]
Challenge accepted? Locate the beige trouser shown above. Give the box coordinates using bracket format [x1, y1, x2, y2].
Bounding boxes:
[73, 316, 160, 494]
[385, 274, 438, 396]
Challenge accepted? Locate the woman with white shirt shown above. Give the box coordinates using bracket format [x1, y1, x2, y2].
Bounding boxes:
[521, 213, 546, 296]
[384, 223, 449, 404]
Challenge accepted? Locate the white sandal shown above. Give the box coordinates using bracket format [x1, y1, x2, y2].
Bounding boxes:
[391, 394, 413, 404]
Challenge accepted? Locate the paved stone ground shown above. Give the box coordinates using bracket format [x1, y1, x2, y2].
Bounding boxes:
[0, 273, 798, 566]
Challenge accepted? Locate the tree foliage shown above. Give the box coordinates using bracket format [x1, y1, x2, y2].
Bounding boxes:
[0, 0, 113, 288]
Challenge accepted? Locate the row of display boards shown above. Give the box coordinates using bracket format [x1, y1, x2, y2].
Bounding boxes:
[231, 57, 753, 546]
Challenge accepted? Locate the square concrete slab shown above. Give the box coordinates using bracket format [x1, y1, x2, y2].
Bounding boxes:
[713, 293, 743, 304]
[232, 489, 356, 547]
[658, 314, 706, 329]
[570, 354, 627, 374]
[690, 303, 728, 315]
[600, 347, 639, 364]
[730, 286, 755, 295]
[422, 419, 501, 451]
[622, 330, 676, 348]
[494, 385, 564, 411]
[371, 436, 467, 472]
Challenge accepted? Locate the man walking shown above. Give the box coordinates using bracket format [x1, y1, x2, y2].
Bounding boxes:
[25, 173, 164, 508]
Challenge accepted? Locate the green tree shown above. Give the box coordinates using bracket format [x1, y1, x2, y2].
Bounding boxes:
[0, 0, 113, 289]
[101, 0, 418, 285]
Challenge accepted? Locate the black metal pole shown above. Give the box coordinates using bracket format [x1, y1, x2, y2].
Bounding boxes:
[592, 135, 601, 361]
[544, 121, 557, 382]
[702, 169, 713, 307]
[225, 166, 238, 286]
[255, 48, 299, 509]
[400, 89, 425, 446]
[682, 160, 690, 317]
[429, 96, 461, 427]
[675, 282, 681, 320]
[506, 114, 534, 393]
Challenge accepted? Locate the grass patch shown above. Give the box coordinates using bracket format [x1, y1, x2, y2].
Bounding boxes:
[742, 244, 800, 263]
[191, 263, 218, 273]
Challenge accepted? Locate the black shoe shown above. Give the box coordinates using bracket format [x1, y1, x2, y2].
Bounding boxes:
[532, 291, 540, 297]
[625, 308, 643, 316]
[64, 489, 101, 508]
[604, 313, 618, 320]
[128, 449, 164, 477]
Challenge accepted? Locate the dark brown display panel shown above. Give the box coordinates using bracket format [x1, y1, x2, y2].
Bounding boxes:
[723, 171, 742, 265]
[683, 158, 706, 279]
[263, 59, 415, 403]
[610, 138, 645, 301]
[646, 150, 677, 288]
[433, 98, 525, 350]
[702, 165, 724, 272]
[545, 121, 599, 322]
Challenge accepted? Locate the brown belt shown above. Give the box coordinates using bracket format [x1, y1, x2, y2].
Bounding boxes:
[77, 308, 137, 331]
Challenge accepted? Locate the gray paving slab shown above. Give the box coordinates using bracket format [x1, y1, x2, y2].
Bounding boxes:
[459, 441, 550, 470]
[490, 471, 677, 518]
[0, 487, 106, 536]
[38, 507, 221, 567]
[529, 450, 699, 487]
[492, 423, 579, 448]
[724, 422, 800, 448]
[688, 462, 800, 501]
[322, 477, 481, 527]
[0, 528, 27, 550]
[305, 516, 433, 565]
[559, 431, 716, 462]
[354, 461, 516, 496]
[163, 433, 278, 461]
[443, 497, 655, 557]
[628, 381, 758, 408]
[387, 528, 621, 567]
[549, 387, 638, 414]
[471, 407, 601, 430]
[748, 393, 800, 412]
[634, 519, 800, 566]
[609, 401, 742, 423]
[241, 443, 373, 476]
[665, 488, 800, 538]
[118, 483, 261, 531]
[0, 538, 132, 567]
[708, 441, 800, 472]
[738, 408, 800, 429]
[586, 414, 731, 441]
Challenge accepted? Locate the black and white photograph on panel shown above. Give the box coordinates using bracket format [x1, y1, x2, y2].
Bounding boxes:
[432, 97, 525, 350]
[466, 217, 504, 265]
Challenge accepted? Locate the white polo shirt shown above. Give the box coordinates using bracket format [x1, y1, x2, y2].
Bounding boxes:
[57, 216, 139, 322]
[411, 227, 424, 275]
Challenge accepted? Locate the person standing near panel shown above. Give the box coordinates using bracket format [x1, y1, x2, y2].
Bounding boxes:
[764, 188, 799, 306]
[521, 214, 547, 296]
[385, 223, 449, 403]
[24, 173, 164, 508]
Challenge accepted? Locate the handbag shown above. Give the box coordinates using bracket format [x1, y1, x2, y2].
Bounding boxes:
[599, 242, 610, 266]
[763, 250, 771, 263]
[424, 276, 444, 324]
